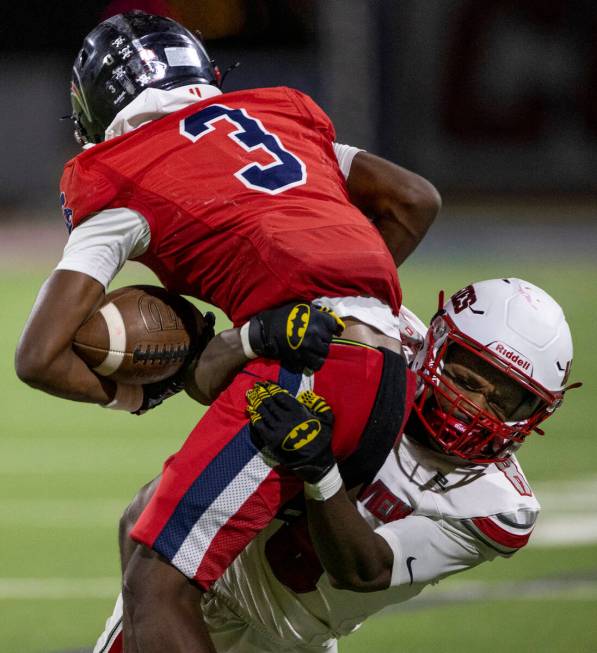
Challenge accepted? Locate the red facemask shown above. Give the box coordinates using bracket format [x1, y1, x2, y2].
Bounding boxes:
[412, 317, 557, 464]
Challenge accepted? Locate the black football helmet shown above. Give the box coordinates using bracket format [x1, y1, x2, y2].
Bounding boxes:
[71, 11, 220, 145]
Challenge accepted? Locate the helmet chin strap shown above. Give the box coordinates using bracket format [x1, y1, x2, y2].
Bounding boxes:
[419, 381, 520, 464]
[408, 407, 490, 465]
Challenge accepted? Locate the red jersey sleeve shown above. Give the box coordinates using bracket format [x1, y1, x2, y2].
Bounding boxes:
[59, 155, 119, 231]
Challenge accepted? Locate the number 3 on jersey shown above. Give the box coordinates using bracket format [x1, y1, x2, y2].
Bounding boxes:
[181, 104, 307, 194]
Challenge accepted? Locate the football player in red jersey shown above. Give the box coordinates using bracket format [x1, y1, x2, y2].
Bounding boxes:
[15, 11, 440, 650]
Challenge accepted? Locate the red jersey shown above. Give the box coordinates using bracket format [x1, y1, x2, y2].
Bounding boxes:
[60, 86, 401, 325]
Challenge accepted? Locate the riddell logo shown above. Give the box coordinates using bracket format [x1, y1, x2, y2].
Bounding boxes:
[490, 342, 532, 372]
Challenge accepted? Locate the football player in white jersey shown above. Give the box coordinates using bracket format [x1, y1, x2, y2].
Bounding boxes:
[96, 277, 577, 653]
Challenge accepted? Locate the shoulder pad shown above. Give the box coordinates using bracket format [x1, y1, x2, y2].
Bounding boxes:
[60, 154, 117, 232]
[285, 88, 335, 141]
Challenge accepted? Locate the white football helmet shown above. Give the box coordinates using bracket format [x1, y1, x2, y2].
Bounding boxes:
[412, 278, 574, 463]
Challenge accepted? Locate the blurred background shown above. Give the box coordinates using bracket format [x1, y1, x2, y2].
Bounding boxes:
[1, 1, 596, 652]
[4, 0, 597, 207]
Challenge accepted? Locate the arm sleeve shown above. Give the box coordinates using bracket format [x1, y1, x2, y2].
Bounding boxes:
[55, 207, 151, 289]
[333, 143, 364, 179]
[376, 515, 499, 588]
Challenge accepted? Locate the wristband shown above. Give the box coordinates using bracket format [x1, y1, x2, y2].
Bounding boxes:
[304, 464, 343, 501]
[240, 322, 258, 360]
[103, 383, 144, 412]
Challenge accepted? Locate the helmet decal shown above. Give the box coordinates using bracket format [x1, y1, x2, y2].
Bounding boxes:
[451, 285, 479, 314]
[70, 11, 219, 145]
[487, 342, 532, 373]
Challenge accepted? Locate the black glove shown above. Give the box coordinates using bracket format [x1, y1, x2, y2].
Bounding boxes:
[246, 382, 335, 483]
[248, 303, 344, 372]
[134, 311, 216, 415]
[133, 373, 187, 415]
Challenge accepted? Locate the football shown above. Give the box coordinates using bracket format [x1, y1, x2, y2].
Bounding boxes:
[73, 285, 207, 384]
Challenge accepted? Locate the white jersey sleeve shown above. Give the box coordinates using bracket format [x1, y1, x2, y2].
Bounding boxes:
[55, 208, 150, 288]
[333, 142, 364, 179]
[376, 514, 498, 589]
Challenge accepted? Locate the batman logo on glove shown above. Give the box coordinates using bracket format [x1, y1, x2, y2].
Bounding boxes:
[246, 381, 336, 483]
[248, 301, 344, 373]
[282, 419, 321, 451]
[286, 304, 310, 350]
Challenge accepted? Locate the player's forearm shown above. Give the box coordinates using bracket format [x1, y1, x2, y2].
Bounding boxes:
[186, 327, 248, 404]
[15, 270, 115, 405]
[306, 487, 393, 592]
[347, 152, 441, 266]
[18, 345, 116, 404]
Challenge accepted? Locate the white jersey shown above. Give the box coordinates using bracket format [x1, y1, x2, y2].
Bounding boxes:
[199, 308, 539, 650]
[94, 306, 539, 653]
[205, 441, 538, 651]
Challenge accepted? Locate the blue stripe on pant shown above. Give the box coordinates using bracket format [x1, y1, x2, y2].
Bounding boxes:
[153, 366, 302, 562]
[153, 424, 256, 561]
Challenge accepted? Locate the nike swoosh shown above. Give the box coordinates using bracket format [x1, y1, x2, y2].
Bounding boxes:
[406, 556, 417, 585]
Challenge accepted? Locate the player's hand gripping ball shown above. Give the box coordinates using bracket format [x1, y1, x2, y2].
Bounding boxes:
[73, 285, 214, 385]
[248, 303, 344, 372]
[246, 382, 336, 483]
[132, 309, 215, 415]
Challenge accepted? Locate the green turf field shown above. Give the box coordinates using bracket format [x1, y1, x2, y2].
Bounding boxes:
[1, 258, 595, 653]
